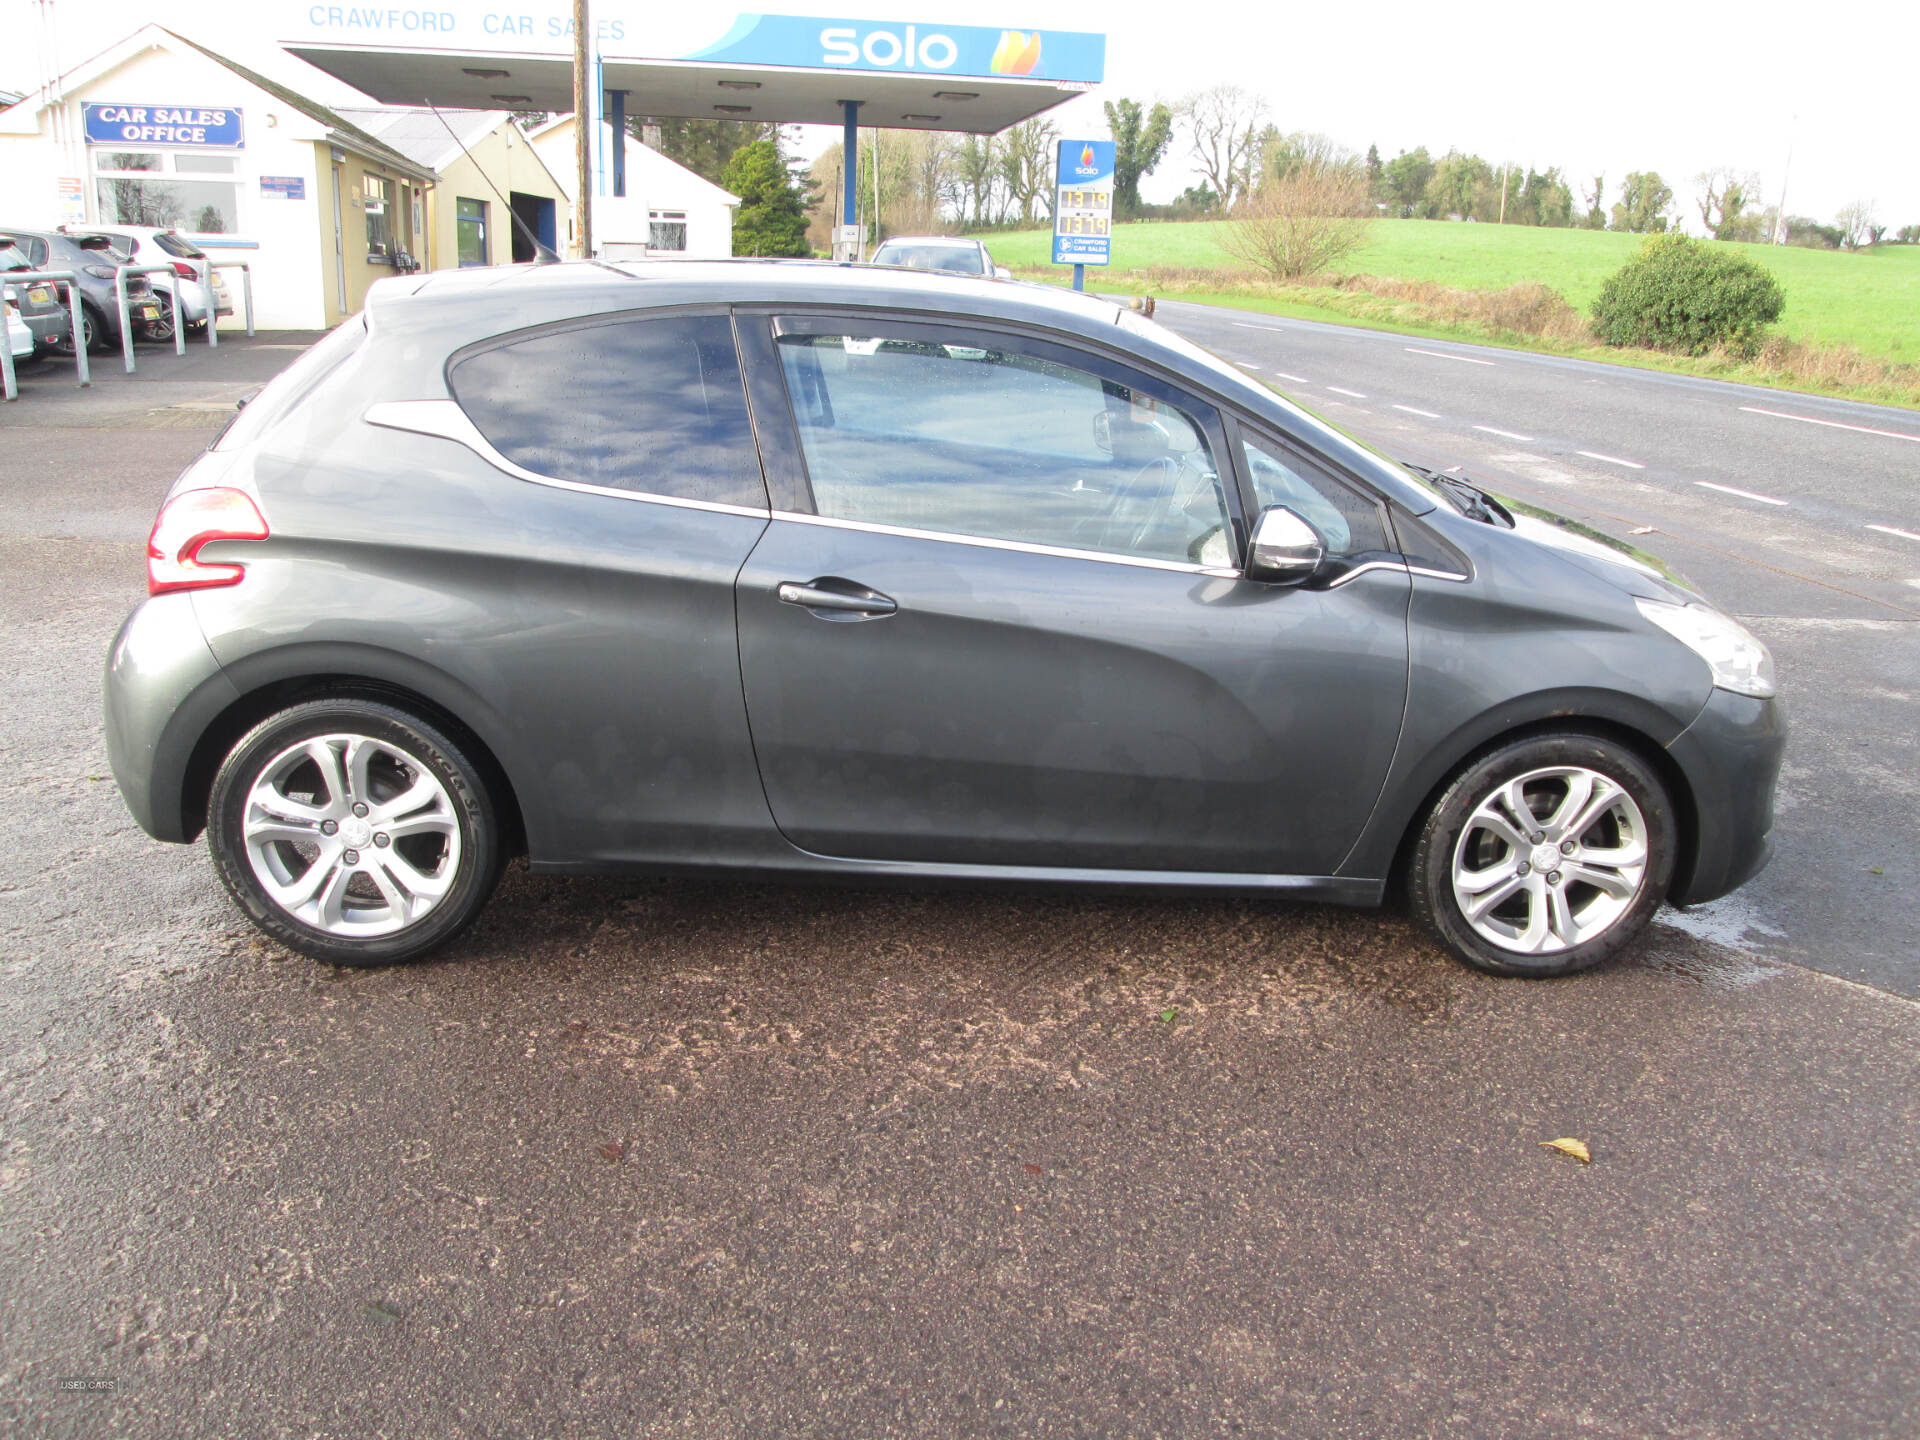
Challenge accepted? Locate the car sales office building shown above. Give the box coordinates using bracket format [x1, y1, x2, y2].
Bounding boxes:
[0, 9, 1104, 328]
[0, 24, 572, 330]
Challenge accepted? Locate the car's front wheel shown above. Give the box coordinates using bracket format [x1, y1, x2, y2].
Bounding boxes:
[207, 700, 502, 966]
[1409, 733, 1677, 977]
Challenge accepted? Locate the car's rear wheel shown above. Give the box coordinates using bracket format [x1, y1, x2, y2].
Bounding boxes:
[1409, 733, 1677, 977]
[51, 303, 97, 355]
[142, 293, 176, 343]
[207, 700, 501, 966]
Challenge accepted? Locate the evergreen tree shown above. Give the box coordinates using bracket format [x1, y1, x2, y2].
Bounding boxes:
[722, 140, 813, 257]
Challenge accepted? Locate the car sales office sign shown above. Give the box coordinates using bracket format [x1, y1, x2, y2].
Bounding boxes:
[84, 104, 244, 148]
[1052, 139, 1114, 266]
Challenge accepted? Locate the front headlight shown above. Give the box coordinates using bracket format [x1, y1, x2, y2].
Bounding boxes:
[1635, 598, 1775, 698]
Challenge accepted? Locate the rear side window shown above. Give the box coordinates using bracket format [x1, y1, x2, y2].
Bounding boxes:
[448, 314, 766, 508]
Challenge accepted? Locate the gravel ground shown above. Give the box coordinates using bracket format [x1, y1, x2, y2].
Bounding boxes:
[2, 337, 1915, 1440]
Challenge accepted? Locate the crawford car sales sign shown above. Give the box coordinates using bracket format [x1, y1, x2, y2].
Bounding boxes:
[84, 104, 245, 148]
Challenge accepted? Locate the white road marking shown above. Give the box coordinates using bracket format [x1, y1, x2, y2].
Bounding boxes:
[1235, 362, 1262, 370]
[1474, 424, 1532, 441]
[1577, 450, 1646, 470]
[1867, 523, 1920, 543]
[1392, 404, 1441, 418]
[1405, 346, 1496, 366]
[1233, 321, 1289, 331]
[1740, 405, 1920, 444]
[1328, 386, 1367, 398]
[1272, 372, 1310, 384]
[1696, 481, 1788, 507]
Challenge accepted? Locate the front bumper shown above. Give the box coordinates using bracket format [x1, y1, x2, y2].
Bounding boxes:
[1664, 687, 1787, 905]
[104, 596, 240, 842]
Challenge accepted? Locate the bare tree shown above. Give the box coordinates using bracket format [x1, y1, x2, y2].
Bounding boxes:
[1221, 161, 1371, 281]
[1178, 86, 1269, 209]
[1835, 199, 1879, 249]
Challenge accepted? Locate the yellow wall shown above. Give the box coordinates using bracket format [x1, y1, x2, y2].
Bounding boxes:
[424, 122, 565, 270]
[314, 142, 430, 325]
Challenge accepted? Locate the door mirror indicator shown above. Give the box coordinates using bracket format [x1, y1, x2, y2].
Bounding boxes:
[1248, 505, 1325, 584]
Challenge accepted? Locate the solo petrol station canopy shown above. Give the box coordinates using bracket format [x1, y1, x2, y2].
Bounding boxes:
[282, 7, 1106, 134]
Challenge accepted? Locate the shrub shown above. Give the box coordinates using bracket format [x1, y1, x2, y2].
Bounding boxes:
[1592, 233, 1785, 357]
[1220, 166, 1370, 280]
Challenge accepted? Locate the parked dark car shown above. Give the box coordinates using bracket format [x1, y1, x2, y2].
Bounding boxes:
[0, 227, 159, 352]
[104, 262, 1783, 976]
[0, 240, 72, 356]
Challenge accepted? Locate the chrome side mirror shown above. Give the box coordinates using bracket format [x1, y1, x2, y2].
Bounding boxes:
[995, 266, 1012, 280]
[1248, 505, 1325, 584]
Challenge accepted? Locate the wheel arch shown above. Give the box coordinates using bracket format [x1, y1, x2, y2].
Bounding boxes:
[177, 646, 532, 858]
[1363, 699, 1703, 907]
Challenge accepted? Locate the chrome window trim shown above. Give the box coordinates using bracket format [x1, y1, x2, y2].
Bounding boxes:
[362, 399, 772, 519]
[768, 509, 1240, 578]
[1322, 559, 1472, 589]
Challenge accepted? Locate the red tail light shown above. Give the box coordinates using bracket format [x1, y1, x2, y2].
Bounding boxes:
[171, 260, 199, 279]
[147, 487, 269, 596]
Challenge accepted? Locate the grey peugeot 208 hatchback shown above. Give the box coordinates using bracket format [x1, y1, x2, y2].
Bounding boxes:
[104, 260, 1784, 977]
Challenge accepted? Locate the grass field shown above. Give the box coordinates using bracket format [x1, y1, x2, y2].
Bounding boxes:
[972, 220, 1920, 363]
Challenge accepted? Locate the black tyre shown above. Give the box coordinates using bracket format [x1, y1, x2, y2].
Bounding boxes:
[207, 700, 502, 966]
[1409, 733, 1677, 977]
[51, 304, 96, 355]
[142, 293, 176, 343]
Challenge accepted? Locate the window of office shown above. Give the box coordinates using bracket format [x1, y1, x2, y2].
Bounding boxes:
[91, 150, 241, 233]
[364, 174, 393, 259]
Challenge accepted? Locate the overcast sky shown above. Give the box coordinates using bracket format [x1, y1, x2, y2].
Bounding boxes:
[6, 0, 1914, 230]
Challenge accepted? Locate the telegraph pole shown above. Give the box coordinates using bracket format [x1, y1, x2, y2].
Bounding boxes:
[571, 0, 592, 258]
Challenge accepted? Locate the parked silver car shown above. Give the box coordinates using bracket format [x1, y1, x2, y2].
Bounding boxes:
[82, 226, 233, 341]
[104, 261, 1783, 975]
[869, 235, 1009, 279]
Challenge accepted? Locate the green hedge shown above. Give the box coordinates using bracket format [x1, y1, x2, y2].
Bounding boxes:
[1592, 234, 1785, 357]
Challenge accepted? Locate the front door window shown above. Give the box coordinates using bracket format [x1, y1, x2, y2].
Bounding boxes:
[774, 326, 1235, 570]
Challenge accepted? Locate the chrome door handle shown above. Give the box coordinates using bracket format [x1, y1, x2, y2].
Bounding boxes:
[776, 581, 897, 617]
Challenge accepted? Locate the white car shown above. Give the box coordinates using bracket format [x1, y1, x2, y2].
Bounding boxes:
[78, 226, 232, 340]
[867, 235, 1010, 279]
[5, 298, 34, 359]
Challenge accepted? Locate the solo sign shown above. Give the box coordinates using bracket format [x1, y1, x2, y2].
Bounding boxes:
[84, 104, 244, 148]
[1052, 139, 1114, 266]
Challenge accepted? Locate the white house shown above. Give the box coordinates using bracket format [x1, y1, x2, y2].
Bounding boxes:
[0, 26, 442, 329]
[524, 116, 738, 260]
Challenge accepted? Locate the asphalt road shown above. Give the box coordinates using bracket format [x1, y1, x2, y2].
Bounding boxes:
[1154, 301, 1920, 997]
[1, 332, 1917, 1440]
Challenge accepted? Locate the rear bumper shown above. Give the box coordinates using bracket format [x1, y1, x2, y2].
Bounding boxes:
[104, 596, 240, 843]
[1665, 687, 1787, 905]
[22, 309, 66, 348]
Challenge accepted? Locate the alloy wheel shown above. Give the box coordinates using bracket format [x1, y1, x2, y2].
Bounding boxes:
[241, 732, 462, 937]
[1448, 765, 1650, 955]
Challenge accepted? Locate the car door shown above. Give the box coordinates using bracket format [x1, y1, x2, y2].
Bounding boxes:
[733, 312, 1413, 877]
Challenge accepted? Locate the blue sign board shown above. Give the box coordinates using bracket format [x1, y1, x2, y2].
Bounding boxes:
[260, 175, 307, 200]
[84, 104, 244, 148]
[687, 15, 1105, 82]
[1052, 139, 1115, 267]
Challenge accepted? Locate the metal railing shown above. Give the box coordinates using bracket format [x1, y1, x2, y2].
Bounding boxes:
[205, 262, 255, 347]
[115, 264, 186, 373]
[1, 269, 90, 402]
